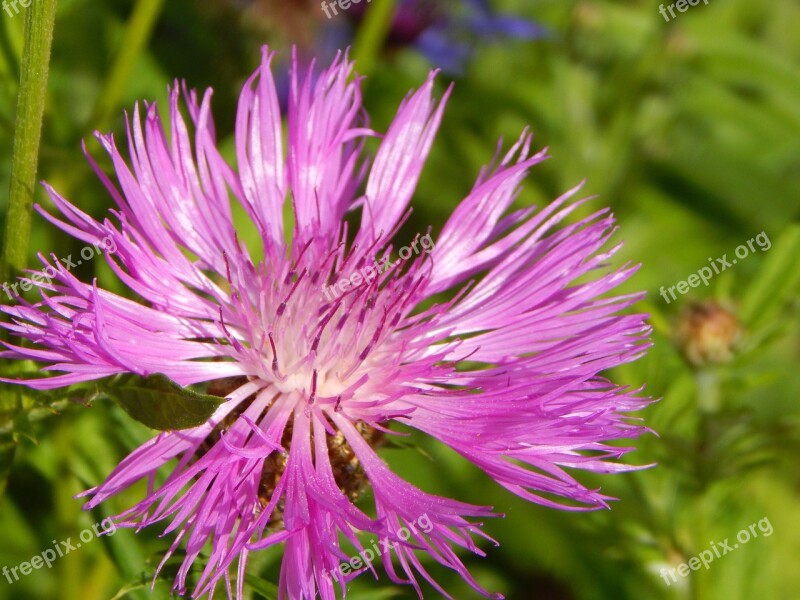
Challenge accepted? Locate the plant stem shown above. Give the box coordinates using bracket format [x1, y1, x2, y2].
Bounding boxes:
[88, 0, 165, 133]
[1, 0, 58, 287]
[696, 369, 720, 413]
[0, 0, 58, 500]
[351, 0, 396, 79]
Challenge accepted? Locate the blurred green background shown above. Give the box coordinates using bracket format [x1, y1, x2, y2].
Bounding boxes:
[1, 1, 799, 599]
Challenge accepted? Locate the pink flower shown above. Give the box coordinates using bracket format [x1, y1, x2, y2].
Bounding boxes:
[1, 47, 651, 599]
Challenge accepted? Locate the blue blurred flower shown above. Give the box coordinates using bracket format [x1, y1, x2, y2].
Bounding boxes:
[325, 0, 547, 74]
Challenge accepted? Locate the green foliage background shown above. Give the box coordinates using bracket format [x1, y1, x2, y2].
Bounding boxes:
[0, 1, 798, 599]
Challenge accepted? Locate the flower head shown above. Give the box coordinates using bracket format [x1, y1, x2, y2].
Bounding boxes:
[1, 48, 650, 599]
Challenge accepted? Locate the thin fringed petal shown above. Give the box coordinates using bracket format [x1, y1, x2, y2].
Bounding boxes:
[357, 73, 451, 247]
[287, 49, 375, 245]
[235, 47, 287, 244]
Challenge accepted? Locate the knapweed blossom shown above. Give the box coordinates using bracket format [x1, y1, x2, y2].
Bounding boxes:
[1, 47, 651, 599]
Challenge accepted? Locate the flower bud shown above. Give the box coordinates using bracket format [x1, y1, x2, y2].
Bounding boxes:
[677, 301, 741, 366]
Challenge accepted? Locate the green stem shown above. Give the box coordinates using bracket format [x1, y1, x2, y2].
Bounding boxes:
[88, 0, 165, 133]
[1, 0, 58, 286]
[351, 0, 396, 79]
[695, 369, 719, 413]
[0, 0, 58, 501]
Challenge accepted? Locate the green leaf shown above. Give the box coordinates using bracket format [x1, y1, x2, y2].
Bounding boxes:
[100, 373, 225, 431]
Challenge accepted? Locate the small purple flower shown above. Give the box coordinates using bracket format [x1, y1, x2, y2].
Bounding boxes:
[2, 48, 650, 599]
